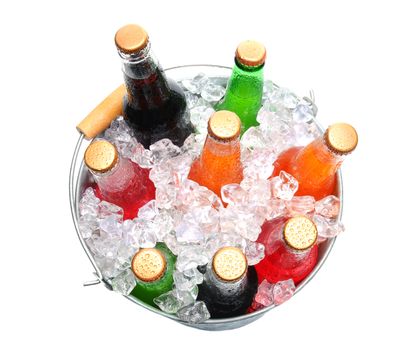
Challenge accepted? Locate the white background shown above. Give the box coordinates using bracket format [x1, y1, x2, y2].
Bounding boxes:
[1, 0, 402, 349]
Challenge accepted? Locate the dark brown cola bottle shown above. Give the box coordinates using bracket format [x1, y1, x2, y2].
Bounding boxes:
[115, 24, 194, 148]
[197, 247, 258, 318]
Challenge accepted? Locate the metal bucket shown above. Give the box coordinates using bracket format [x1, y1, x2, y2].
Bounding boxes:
[69, 64, 342, 331]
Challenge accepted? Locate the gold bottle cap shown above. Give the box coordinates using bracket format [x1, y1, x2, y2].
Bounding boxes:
[84, 140, 118, 173]
[131, 248, 166, 283]
[235, 40, 266, 67]
[212, 247, 247, 282]
[283, 216, 318, 251]
[115, 24, 149, 54]
[208, 110, 241, 141]
[324, 123, 358, 155]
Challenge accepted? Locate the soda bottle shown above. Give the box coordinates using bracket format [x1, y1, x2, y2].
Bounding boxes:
[188, 110, 243, 197]
[130, 243, 176, 306]
[114, 24, 194, 148]
[197, 247, 258, 318]
[84, 139, 155, 219]
[255, 216, 318, 284]
[272, 123, 358, 200]
[216, 40, 266, 132]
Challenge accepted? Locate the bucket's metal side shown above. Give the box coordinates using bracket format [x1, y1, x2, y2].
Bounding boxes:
[69, 134, 103, 286]
[70, 64, 342, 330]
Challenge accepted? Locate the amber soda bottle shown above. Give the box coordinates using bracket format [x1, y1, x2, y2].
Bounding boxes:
[197, 247, 258, 318]
[255, 216, 318, 284]
[188, 110, 243, 197]
[272, 123, 358, 200]
[84, 140, 155, 219]
[115, 24, 194, 148]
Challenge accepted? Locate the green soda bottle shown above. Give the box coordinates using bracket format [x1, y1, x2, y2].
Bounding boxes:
[216, 40, 266, 132]
[130, 243, 176, 306]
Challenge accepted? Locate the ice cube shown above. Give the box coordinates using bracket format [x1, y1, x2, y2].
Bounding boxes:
[99, 215, 122, 238]
[266, 198, 287, 220]
[154, 291, 183, 314]
[98, 201, 123, 221]
[176, 246, 209, 272]
[181, 133, 203, 160]
[269, 87, 299, 109]
[184, 91, 199, 109]
[286, 196, 315, 215]
[111, 269, 137, 296]
[121, 220, 140, 247]
[241, 127, 268, 150]
[271, 171, 299, 200]
[254, 280, 274, 307]
[137, 200, 158, 221]
[200, 81, 226, 102]
[78, 213, 98, 239]
[245, 241, 265, 265]
[242, 148, 275, 180]
[313, 214, 345, 241]
[190, 105, 214, 134]
[175, 218, 204, 243]
[149, 138, 181, 165]
[181, 73, 209, 94]
[315, 195, 341, 219]
[183, 268, 204, 285]
[79, 187, 100, 216]
[273, 279, 296, 305]
[221, 184, 248, 206]
[293, 100, 314, 123]
[153, 210, 174, 241]
[155, 186, 177, 210]
[174, 288, 197, 307]
[177, 301, 211, 323]
[131, 143, 153, 168]
[131, 218, 157, 248]
[104, 116, 134, 142]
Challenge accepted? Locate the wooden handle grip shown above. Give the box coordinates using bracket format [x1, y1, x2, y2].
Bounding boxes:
[76, 84, 126, 139]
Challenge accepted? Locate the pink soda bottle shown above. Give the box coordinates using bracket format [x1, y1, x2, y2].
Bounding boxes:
[84, 139, 155, 219]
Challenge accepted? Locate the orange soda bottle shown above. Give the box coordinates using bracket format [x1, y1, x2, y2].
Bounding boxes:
[272, 123, 358, 200]
[188, 110, 243, 197]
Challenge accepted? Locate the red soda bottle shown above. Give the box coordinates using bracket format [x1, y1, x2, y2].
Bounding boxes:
[255, 216, 318, 284]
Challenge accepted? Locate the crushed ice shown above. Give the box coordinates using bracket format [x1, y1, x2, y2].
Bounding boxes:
[78, 74, 344, 321]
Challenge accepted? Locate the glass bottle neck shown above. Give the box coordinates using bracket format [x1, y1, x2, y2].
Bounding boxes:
[118, 43, 171, 107]
[225, 59, 264, 98]
[296, 137, 345, 170]
[200, 135, 241, 164]
[206, 263, 247, 294]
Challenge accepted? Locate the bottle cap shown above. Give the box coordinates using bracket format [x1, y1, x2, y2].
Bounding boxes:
[84, 140, 118, 173]
[324, 123, 358, 155]
[283, 216, 318, 251]
[235, 40, 266, 67]
[212, 247, 247, 282]
[208, 110, 241, 141]
[131, 248, 166, 282]
[115, 24, 149, 54]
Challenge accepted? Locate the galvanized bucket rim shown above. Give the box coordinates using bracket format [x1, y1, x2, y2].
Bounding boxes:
[69, 64, 341, 327]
